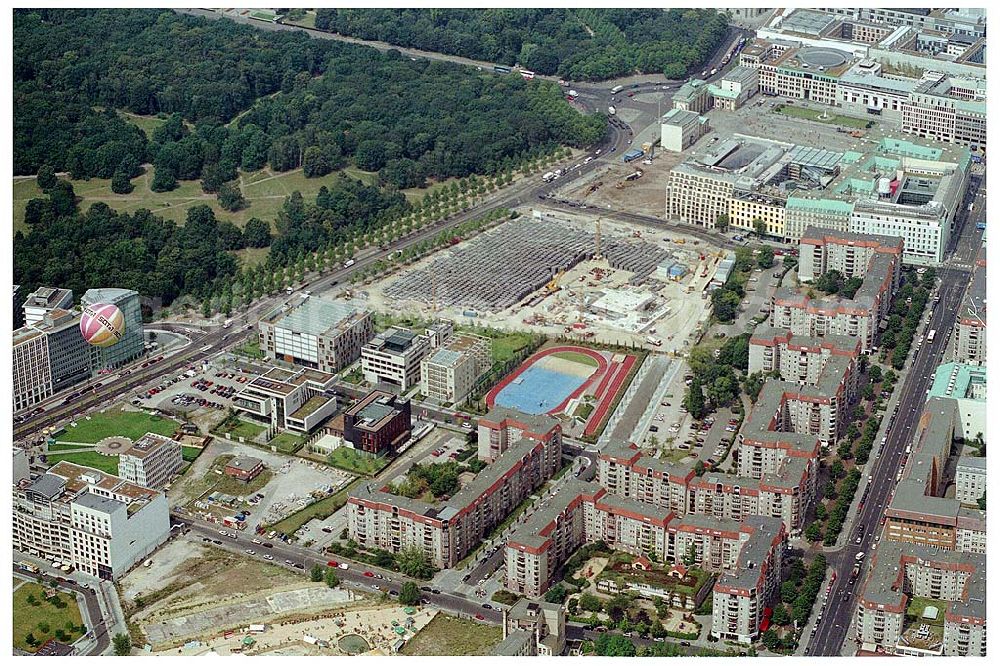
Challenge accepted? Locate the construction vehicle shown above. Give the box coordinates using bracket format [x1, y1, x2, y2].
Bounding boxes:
[674, 238, 686, 245]
[545, 270, 565, 295]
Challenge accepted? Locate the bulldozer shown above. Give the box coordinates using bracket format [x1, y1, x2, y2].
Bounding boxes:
[545, 269, 565, 295]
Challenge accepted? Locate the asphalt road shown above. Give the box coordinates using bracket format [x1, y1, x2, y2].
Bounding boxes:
[804, 266, 972, 656]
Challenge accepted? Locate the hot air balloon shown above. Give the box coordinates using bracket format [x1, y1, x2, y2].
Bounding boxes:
[80, 303, 125, 347]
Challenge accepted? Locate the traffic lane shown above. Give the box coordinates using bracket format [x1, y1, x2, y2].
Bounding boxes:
[807, 277, 966, 654]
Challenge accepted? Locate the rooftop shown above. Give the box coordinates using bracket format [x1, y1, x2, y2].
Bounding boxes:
[226, 456, 262, 471]
[929, 363, 986, 401]
[261, 295, 368, 337]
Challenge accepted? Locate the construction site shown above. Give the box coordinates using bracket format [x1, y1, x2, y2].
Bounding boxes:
[366, 212, 727, 352]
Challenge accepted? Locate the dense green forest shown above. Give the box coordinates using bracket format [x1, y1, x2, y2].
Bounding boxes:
[313, 8, 729, 81]
[14, 8, 604, 180]
[14, 8, 605, 322]
[14, 175, 404, 312]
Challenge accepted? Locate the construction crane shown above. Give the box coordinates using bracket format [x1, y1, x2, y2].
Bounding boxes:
[545, 269, 565, 295]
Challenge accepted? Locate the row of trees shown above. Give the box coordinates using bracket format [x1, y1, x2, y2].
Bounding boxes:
[313, 8, 728, 81]
[804, 468, 862, 547]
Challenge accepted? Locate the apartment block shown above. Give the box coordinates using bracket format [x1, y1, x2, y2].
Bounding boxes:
[13, 327, 52, 412]
[503, 481, 787, 644]
[496, 598, 566, 656]
[259, 295, 374, 373]
[954, 457, 985, 507]
[347, 429, 561, 569]
[929, 362, 985, 440]
[771, 229, 901, 352]
[233, 366, 338, 433]
[13, 461, 170, 580]
[884, 397, 985, 554]
[361, 327, 430, 391]
[420, 332, 492, 405]
[117, 433, 183, 490]
[710, 516, 787, 644]
[856, 540, 985, 656]
[953, 252, 985, 365]
[477, 406, 561, 464]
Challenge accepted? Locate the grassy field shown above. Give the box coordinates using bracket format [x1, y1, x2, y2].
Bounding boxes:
[232, 338, 266, 360]
[54, 410, 177, 444]
[483, 331, 538, 364]
[231, 247, 270, 268]
[283, 10, 317, 28]
[45, 450, 120, 474]
[775, 105, 870, 129]
[215, 418, 266, 442]
[13, 582, 86, 652]
[181, 446, 204, 462]
[14, 163, 453, 237]
[400, 614, 502, 656]
[267, 477, 367, 535]
[268, 432, 305, 454]
[906, 597, 948, 627]
[119, 111, 169, 138]
[327, 447, 386, 476]
[552, 350, 600, 367]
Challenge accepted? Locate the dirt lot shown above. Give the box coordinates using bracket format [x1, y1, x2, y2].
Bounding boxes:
[560, 150, 685, 218]
[168, 439, 354, 530]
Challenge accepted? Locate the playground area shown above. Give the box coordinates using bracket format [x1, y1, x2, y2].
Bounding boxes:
[486, 345, 635, 437]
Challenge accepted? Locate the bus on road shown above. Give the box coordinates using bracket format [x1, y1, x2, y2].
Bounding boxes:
[926, 329, 936, 343]
[494, 65, 512, 74]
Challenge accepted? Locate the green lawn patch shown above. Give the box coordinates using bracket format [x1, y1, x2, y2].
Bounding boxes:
[552, 350, 600, 367]
[46, 442, 95, 452]
[774, 104, 870, 129]
[181, 446, 204, 463]
[268, 432, 305, 454]
[54, 410, 177, 444]
[13, 582, 86, 652]
[232, 338, 265, 360]
[400, 614, 502, 656]
[574, 402, 595, 420]
[118, 111, 169, 138]
[46, 451, 119, 475]
[327, 447, 387, 476]
[215, 417, 267, 442]
[906, 597, 948, 627]
[267, 477, 367, 536]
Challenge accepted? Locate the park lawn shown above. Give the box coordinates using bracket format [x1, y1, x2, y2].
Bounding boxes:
[775, 104, 870, 129]
[400, 614, 502, 656]
[233, 338, 266, 360]
[54, 410, 177, 444]
[327, 447, 387, 476]
[552, 350, 600, 367]
[46, 451, 119, 475]
[269, 432, 305, 454]
[13, 582, 86, 653]
[267, 477, 367, 535]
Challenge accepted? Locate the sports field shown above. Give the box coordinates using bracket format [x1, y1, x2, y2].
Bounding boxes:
[54, 410, 177, 444]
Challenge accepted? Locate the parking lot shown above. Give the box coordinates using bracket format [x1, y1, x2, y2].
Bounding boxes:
[640, 365, 740, 468]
